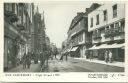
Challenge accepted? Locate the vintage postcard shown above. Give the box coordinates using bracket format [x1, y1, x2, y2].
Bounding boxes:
[0, 0, 128, 82]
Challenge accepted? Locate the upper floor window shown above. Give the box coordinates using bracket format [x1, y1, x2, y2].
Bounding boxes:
[113, 4, 117, 18]
[96, 14, 99, 25]
[110, 24, 114, 29]
[121, 20, 125, 28]
[90, 18, 93, 27]
[105, 26, 109, 30]
[103, 10, 107, 21]
[79, 34, 83, 42]
[115, 22, 119, 28]
[12, 3, 15, 13]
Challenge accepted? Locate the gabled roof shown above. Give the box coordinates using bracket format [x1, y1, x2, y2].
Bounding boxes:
[68, 12, 86, 32]
[87, 3, 101, 13]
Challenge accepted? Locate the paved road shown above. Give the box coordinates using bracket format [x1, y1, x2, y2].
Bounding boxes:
[6, 55, 124, 72]
[43, 56, 124, 72]
[42, 57, 92, 72]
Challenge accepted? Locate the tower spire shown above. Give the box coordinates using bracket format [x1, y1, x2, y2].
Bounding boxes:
[37, 6, 39, 13]
[42, 11, 45, 28]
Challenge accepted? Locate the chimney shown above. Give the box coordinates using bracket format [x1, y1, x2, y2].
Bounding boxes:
[77, 12, 84, 16]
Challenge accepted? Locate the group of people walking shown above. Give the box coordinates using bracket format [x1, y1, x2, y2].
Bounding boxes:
[22, 52, 31, 69]
[40, 50, 51, 71]
[104, 50, 113, 63]
[89, 49, 113, 63]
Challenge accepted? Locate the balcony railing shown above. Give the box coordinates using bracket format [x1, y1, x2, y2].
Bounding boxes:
[104, 26, 124, 38]
[93, 33, 102, 40]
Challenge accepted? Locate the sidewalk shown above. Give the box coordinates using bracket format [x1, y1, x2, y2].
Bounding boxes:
[6, 63, 40, 72]
[67, 57, 124, 72]
[74, 58, 124, 67]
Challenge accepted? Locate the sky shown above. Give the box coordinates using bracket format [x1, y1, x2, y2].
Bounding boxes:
[34, 2, 92, 48]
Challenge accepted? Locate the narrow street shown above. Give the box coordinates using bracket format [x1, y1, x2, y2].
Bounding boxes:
[44, 56, 124, 72]
[7, 54, 124, 72]
[44, 57, 92, 72]
[4, 3, 125, 73]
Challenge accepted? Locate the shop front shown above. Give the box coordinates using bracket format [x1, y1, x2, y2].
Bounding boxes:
[88, 43, 125, 62]
[70, 46, 80, 57]
[4, 20, 21, 71]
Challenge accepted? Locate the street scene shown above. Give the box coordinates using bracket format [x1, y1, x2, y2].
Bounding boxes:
[2, 82, 127, 83]
[4, 2, 125, 72]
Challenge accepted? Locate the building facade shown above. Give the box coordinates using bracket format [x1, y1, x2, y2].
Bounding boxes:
[31, 7, 46, 62]
[4, 3, 33, 70]
[88, 3, 125, 61]
[67, 12, 91, 58]
[45, 35, 50, 50]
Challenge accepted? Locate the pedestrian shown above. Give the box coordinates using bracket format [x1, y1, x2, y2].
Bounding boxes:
[109, 50, 113, 63]
[65, 52, 68, 61]
[22, 53, 27, 69]
[40, 52, 45, 70]
[45, 51, 49, 68]
[26, 53, 31, 69]
[90, 51, 93, 61]
[60, 54, 64, 61]
[104, 50, 109, 63]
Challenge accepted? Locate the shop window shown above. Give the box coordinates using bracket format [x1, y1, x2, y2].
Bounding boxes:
[113, 4, 117, 18]
[96, 14, 99, 25]
[103, 10, 107, 21]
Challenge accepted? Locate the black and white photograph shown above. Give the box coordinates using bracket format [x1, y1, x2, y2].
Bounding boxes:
[2, 82, 126, 83]
[4, 2, 125, 72]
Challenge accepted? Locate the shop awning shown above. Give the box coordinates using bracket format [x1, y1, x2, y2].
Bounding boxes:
[99, 43, 124, 49]
[71, 46, 78, 51]
[88, 43, 125, 50]
[67, 47, 72, 52]
[88, 45, 97, 50]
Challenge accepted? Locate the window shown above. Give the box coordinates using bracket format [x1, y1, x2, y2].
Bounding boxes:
[90, 18, 93, 27]
[12, 3, 15, 13]
[16, 4, 19, 16]
[121, 20, 125, 28]
[113, 4, 117, 18]
[100, 28, 105, 33]
[93, 30, 96, 35]
[79, 34, 83, 42]
[96, 14, 99, 25]
[103, 10, 107, 21]
[110, 24, 114, 29]
[105, 26, 110, 31]
[115, 22, 119, 28]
